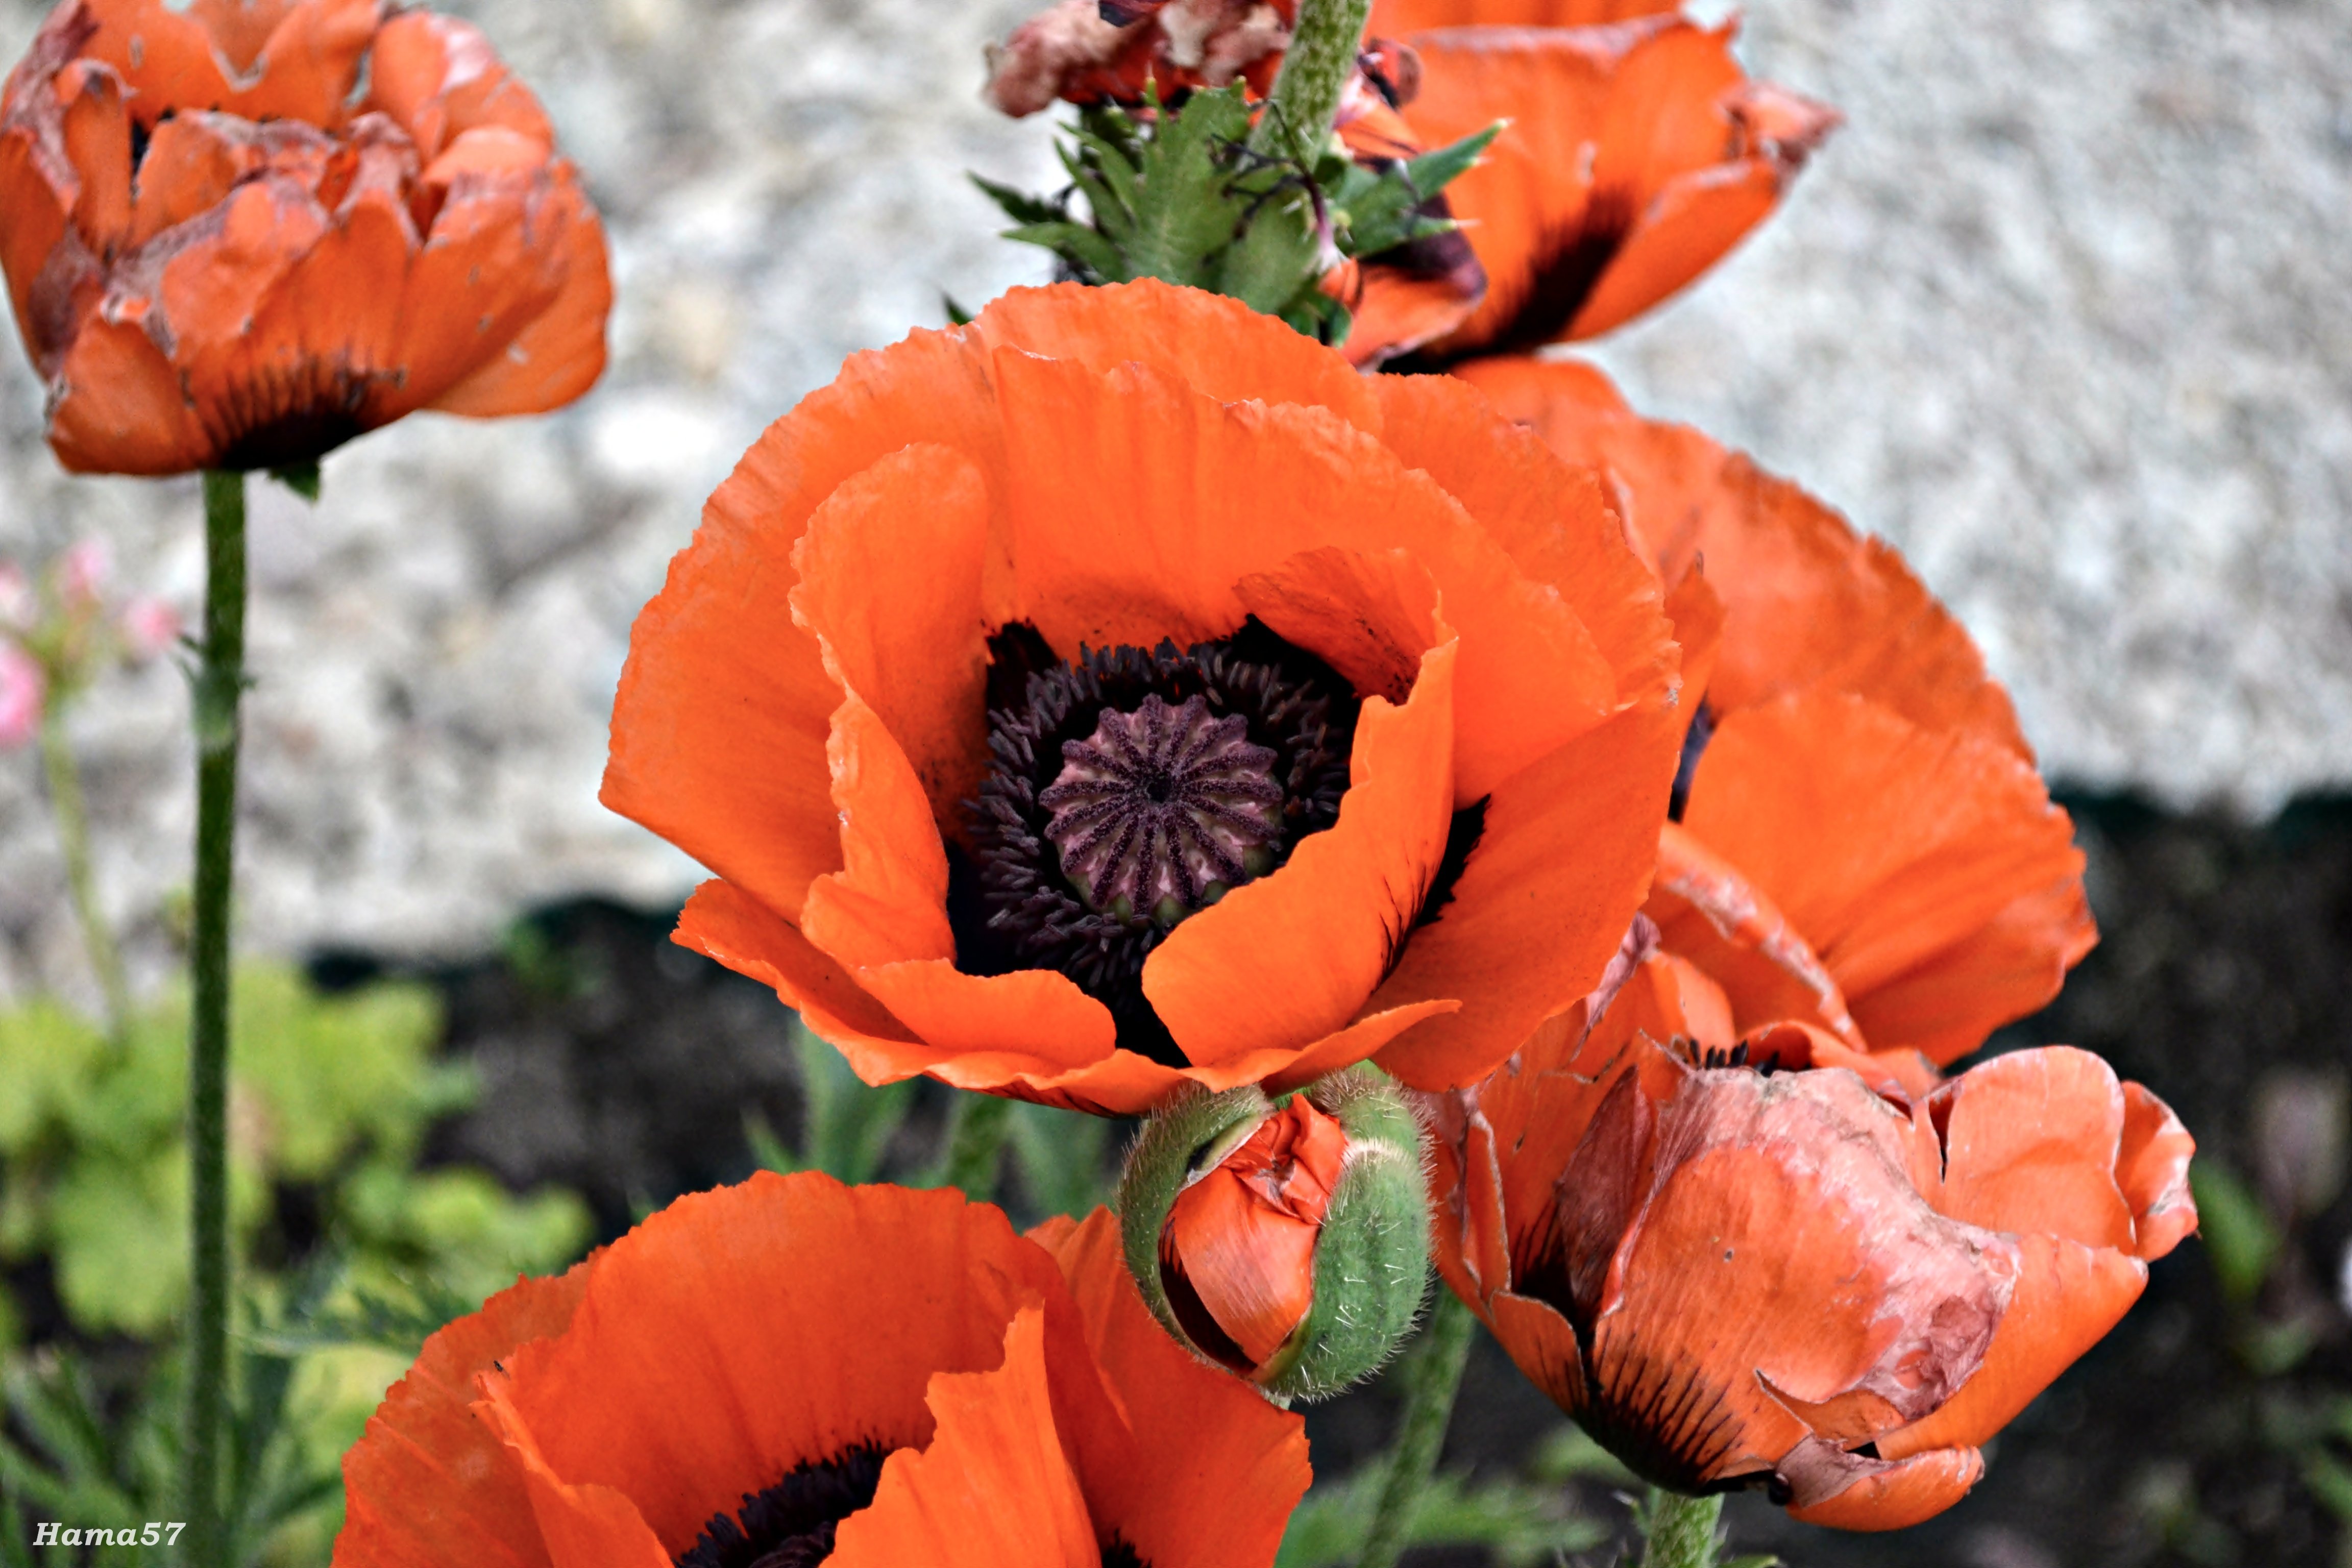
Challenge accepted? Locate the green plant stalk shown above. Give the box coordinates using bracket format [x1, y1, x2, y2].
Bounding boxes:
[184, 469, 246, 1568]
[1639, 1490, 1725, 1568]
[38, 700, 131, 1043]
[1247, 0, 1371, 162]
[1356, 1289, 1477, 1568]
[936, 1091, 1014, 1201]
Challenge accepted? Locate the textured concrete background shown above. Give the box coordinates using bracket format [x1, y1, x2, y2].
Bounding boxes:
[0, 0, 2346, 1006]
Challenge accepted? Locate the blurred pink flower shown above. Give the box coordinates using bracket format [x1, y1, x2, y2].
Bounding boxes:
[0, 562, 29, 632]
[120, 597, 181, 662]
[58, 539, 110, 607]
[0, 644, 43, 749]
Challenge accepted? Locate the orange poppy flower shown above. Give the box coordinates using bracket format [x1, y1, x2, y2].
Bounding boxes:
[1453, 358, 2095, 1070]
[1426, 984, 2196, 1530]
[601, 279, 1682, 1114]
[335, 1172, 1310, 1568]
[0, 0, 609, 476]
[1350, 5, 1838, 362]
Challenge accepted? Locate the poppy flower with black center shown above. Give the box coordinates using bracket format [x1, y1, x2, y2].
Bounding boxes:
[1452, 358, 2095, 1074]
[1425, 954, 2196, 1530]
[601, 279, 1683, 1114]
[333, 1172, 1310, 1568]
[0, 0, 610, 476]
[1345, 0, 1840, 364]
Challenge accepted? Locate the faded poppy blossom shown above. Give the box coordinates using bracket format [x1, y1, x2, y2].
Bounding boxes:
[1116, 1067, 1427, 1399]
[1456, 358, 2094, 1072]
[1427, 975, 2196, 1529]
[1348, 2, 1839, 363]
[0, 0, 610, 476]
[985, 0, 1293, 118]
[335, 1172, 1310, 1568]
[602, 280, 1683, 1115]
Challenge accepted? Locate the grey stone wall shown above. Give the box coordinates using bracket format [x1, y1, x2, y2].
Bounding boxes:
[0, 0, 2344, 1007]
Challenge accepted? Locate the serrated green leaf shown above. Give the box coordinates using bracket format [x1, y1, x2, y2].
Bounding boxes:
[1004, 221, 1129, 282]
[1123, 86, 1255, 286]
[1214, 189, 1324, 314]
[967, 172, 1063, 227]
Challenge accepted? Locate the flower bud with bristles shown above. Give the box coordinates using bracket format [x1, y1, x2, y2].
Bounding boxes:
[1116, 1065, 1430, 1403]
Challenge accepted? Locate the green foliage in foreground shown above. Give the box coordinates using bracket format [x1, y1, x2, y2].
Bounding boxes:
[0, 962, 591, 1345]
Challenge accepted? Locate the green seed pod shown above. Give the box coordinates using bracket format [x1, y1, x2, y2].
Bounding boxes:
[1115, 1065, 1431, 1404]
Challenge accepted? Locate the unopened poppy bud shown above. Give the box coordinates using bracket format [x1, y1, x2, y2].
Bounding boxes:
[1118, 1066, 1429, 1403]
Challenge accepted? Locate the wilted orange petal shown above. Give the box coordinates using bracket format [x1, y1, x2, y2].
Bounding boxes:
[1875, 1232, 2145, 1464]
[1645, 820, 1856, 1043]
[57, 61, 131, 254]
[0, 125, 71, 361]
[425, 167, 610, 417]
[128, 112, 260, 247]
[46, 314, 210, 475]
[386, 170, 569, 410]
[1786, 1447, 1984, 1532]
[830, 1309, 1100, 1568]
[2117, 1082, 2197, 1261]
[1929, 1047, 2135, 1252]
[366, 11, 556, 159]
[335, 1266, 590, 1568]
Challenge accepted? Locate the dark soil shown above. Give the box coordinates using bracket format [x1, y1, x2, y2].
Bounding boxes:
[374, 794, 2352, 1567]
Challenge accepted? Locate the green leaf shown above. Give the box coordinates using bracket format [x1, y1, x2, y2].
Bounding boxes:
[1006, 1101, 1112, 1223]
[1004, 221, 1129, 283]
[763, 1022, 916, 1186]
[1337, 121, 1501, 259]
[1214, 189, 1325, 316]
[2191, 1160, 2282, 1304]
[268, 461, 321, 502]
[1122, 86, 1255, 286]
[967, 172, 1064, 227]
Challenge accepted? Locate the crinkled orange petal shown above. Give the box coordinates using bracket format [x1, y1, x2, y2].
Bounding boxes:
[1845, 877, 2096, 1068]
[1452, 356, 2032, 756]
[46, 313, 211, 474]
[2117, 1081, 2198, 1261]
[1648, 821, 1857, 1041]
[1683, 692, 2088, 1061]
[1786, 1447, 1984, 1531]
[422, 162, 609, 417]
[85, 0, 379, 130]
[990, 349, 1610, 801]
[1028, 1209, 1310, 1568]
[975, 278, 1382, 439]
[829, 1308, 1100, 1568]
[386, 163, 573, 411]
[1929, 1047, 2135, 1253]
[601, 328, 1001, 919]
[0, 120, 71, 363]
[471, 1377, 671, 1568]
[1370, 696, 1680, 1090]
[1371, 0, 1679, 29]
[792, 444, 1007, 828]
[1144, 639, 1456, 1064]
[493, 1174, 1065, 1554]
[1366, 373, 1675, 705]
[334, 1266, 591, 1568]
[1568, 159, 1775, 337]
[57, 61, 131, 254]
[157, 176, 325, 376]
[1589, 1069, 2006, 1486]
[365, 11, 556, 160]
[128, 111, 261, 247]
[218, 182, 412, 418]
[1874, 1233, 2145, 1465]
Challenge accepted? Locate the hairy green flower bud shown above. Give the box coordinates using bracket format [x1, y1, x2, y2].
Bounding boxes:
[1116, 1065, 1430, 1403]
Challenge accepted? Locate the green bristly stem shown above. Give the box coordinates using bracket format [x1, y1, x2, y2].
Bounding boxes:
[38, 702, 130, 1043]
[1355, 1289, 1477, 1568]
[1639, 1489, 1726, 1568]
[183, 469, 246, 1568]
[1248, 0, 1371, 163]
[935, 1091, 1013, 1200]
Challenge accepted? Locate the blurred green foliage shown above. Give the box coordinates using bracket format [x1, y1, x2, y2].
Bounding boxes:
[0, 961, 590, 1344]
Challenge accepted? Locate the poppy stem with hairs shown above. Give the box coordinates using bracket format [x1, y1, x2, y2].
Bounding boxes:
[934, 1091, 1014, 1200]
[1638, 1490, 1726, 1568]
[1246, 0, 1371, 163]
[1356, 1290, 1478, 1568]
[183, 469, 246, 1568]
[38, 700, 130, 1044]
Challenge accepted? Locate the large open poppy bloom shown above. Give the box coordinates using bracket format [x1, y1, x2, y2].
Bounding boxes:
[602, 280, 1682, 1114]
[1453, 359, 2095, 1074]
[335, 1173, 1309, 1568]
[1426, 975, 2196, 1530]
[0, 0, 609, 476]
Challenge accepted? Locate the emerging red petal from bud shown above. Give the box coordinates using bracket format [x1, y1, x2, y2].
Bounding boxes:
[1161, 1096, 1348, 1368]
